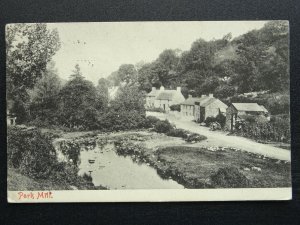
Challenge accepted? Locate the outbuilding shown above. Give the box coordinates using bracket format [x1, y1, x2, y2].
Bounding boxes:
[226, 103, 270, 131]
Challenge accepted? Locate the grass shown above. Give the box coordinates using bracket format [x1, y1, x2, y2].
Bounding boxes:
[155, 146, 291, 188]
[104, 131, 291, 188]
[8, 168, 71, 191]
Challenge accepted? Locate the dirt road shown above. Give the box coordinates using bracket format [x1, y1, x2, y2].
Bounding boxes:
[147, 112, 291, 161]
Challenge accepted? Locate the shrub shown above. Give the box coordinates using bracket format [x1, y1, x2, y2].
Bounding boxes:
[234, 116, 290, 143]
[97, 109, 146, 131]
[7, 126, 57, 179]
[210, 167, 250, 188]
[169, 104, 181, 112]
[185, 133, 207, 143]
[204, 116, 217, 126]
[114, 139, 143, 156]
[154, 119, 174, 133]
[141, 116, 161, 128]
[243, 114, 257, 123]
[167, 128, 189, 138]
[215, 113, 226, 127]
[59, 141, 81, 165]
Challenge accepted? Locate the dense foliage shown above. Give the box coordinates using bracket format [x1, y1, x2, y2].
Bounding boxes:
[7, 22, 289, 141]
[7, 127, 57, 179]
[6, 24, 61, 123]
[7, 126, 99, 189]
[233, 115, 290, 143]
[210, 167, 250, 188]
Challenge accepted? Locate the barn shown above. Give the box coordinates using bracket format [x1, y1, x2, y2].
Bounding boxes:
[226, 103, 270, 131]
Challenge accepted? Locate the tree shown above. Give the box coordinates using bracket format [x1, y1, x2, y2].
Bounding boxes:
[59, 65, 99, 129]
[96, 78, 109, 108]
[6, 23, 61, 122]
[28, 61, 62, 124]
[70, 64, 84, 80]
[111, 83, 146, 113]
[198, 75, 220, 95]
[137, 62, 161, 92]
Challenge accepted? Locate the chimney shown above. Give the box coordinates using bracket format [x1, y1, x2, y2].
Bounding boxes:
[152, 87, 156, 91]
[209, 93, 214, 97]
[160, 86, 165, 91]
[188, 94, 192, 98]
[176, 87, 181, 92]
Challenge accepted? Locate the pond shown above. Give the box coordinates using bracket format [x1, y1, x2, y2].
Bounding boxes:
[78, 143, 184, 189]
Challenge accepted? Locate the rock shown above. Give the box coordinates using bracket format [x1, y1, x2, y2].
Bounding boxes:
[251, 166, 262, 172]
[243, 167, 250, 171]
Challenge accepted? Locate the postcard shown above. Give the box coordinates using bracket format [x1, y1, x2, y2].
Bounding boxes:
[6, 21, 291, 202]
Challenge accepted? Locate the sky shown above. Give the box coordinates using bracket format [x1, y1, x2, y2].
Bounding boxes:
[48, 21, 267, 84]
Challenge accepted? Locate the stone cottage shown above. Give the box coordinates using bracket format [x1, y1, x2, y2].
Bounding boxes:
[146, 86, 185, 112]
[180, 95, 202, 120]
[226, 103, 270, 131]
[194, 94, 228, 122]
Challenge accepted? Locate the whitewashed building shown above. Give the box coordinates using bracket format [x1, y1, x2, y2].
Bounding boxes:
[146, 86, 185, 112]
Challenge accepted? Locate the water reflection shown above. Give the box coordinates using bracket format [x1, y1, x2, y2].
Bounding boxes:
[78, 143, 184, 189]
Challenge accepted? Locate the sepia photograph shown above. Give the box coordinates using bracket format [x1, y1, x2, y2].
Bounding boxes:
[6, 21, 291, 202]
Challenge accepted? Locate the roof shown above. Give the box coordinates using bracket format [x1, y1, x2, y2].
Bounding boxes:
[200, 97, 217, 107]
[259, 105, 269, 113]
[181, 97, 202, 105]
[232, 103, 268, 112]
[156, 90, 178, 100]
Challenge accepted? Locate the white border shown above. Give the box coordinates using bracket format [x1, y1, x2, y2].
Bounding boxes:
[8, 188, 292, 203]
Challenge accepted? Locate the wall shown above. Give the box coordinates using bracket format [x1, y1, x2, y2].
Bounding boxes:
[205, 99, 227, 120]
[146, 96, 156, 108]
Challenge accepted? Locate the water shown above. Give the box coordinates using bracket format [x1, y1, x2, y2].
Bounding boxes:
[78, 143, 184, 189]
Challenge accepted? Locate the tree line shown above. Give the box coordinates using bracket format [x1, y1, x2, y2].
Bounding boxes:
[6, 21, 289, 130]
[108, 21, 289, 98]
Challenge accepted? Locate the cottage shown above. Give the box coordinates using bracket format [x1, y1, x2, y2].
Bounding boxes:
[146, 86, 185, 112]
[194, 94, 228, 122]
[226, 103, 270, 131]
[180, 95, 202, 120]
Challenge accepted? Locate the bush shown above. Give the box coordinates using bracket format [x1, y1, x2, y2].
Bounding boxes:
[141, 116, 161, 128]
[243, 114, 257, 123]
[97, 109, 146, 131]
[215, 113, 226, 127]
[185, 133, 207, 143]
[153, 119, 174, 133]
[59, 141, 81, 165]
[210, 167, 250, 188]
[204, 116, 217, 126]
[169, 104, 181, 112]
[167, 128, 189, 138]
[234, 116, 290, 143]
[7, 126, 57, 179]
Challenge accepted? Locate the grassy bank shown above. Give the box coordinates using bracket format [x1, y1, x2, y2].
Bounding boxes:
[113, 133, 291, 188]
[7, 126, 107, 191]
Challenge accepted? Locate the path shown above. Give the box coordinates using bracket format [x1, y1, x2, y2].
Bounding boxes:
[147, 112, 291, 161]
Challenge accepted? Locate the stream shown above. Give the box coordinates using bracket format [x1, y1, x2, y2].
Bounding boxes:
[78, 143, 184, 189]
